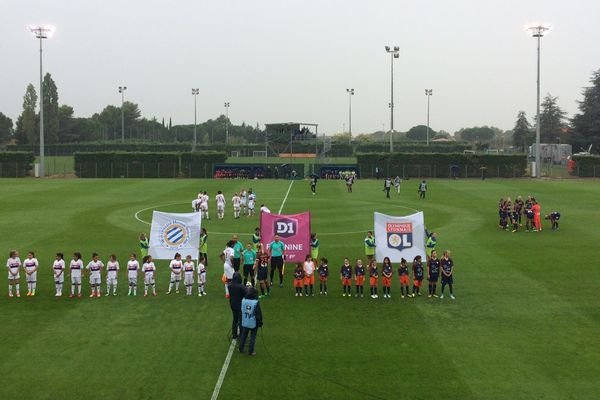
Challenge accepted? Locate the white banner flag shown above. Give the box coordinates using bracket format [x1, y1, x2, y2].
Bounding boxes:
[149, 211, 201, 260]
[374, 211, 426, 263]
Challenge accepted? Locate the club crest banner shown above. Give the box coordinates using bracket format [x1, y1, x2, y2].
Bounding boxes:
[260, 211, 311, 262]
[149, 211, 201, 260]
[374, 212, 426, 262]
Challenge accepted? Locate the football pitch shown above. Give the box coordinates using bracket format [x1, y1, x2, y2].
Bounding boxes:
[0, 178, 599, 400]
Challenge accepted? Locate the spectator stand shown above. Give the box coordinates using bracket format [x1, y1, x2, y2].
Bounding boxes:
[318, 165, 360, 180]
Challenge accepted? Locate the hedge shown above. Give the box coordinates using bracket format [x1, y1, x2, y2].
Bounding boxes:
[0, 152, 35, 177]
[74, 152, 227, 178]
[572, 155, 600, 177]
[356, 153, 527, 178]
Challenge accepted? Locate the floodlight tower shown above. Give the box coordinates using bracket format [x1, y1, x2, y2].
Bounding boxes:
[28, 24, 55, 178]
[224, 102, 230, 146]
[192, 88, 199, 151]
[118, 86, 127, 143]
[425, 89, 433, 145]
[526, 23, 552, 178]
[346, 88, 354, 144]
[385, 45, 399, 152]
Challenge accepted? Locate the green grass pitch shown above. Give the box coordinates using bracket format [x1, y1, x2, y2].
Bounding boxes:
[0, 178, 599, 400]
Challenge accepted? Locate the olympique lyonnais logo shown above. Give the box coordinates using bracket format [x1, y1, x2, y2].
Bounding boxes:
[386, 222, 413, 251]
[274, 218, 297, 238]
[160, 220, 191, 250]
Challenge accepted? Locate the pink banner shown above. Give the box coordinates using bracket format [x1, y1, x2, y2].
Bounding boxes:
[260, 211, 311, 263]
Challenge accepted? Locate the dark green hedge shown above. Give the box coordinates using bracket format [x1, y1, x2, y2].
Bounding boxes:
[0, 152, 35, 177]
[572, 155, 600, 177]
[356, 153, 527, 178]
[74, 152, 226, 178]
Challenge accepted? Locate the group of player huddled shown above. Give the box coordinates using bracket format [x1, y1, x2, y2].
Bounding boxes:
[192, 188, 270, 220]
[498, 195, 561, 233]
[5, 248, 208, 299]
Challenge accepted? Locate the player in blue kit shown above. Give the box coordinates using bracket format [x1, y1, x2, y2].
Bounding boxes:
[354, 259, 365, 298]
[398, 258, 410, 298]
[427, 250, 440, 298]
[411, 255, 424, 297]
[440, 250, 455, 300]
[525, 206, 535, 232]
[340, 258, 353, 297]
[382, 257, 393, 299]
[545, 211, 561, 230]
[318, 258, 329, 295]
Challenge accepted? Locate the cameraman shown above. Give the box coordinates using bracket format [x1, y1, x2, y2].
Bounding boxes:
[238, 287, 263, 356]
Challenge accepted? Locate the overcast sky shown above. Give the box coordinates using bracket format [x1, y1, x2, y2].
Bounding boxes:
[1, 0, 599, 135]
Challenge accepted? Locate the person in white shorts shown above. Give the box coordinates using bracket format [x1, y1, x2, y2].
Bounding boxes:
[86, 253, 104, 298]
[167, 253, 183, 294]
[6, 250, 21, 298]
[69, 252, 84, 298]
[232, 193, 241, 219]
[53, 252, 65, 297]
[200, 191, 210, 220]
[142, 255, 157, 297]
[247, 191, 256, 217]
[23, 251, 39, 297]
[241, 189, 248, 216]
[105, 254, 119, 296]
[183, 255, 195, 296]
[127, 253, 140, 296]
[221, 241, 235, 298]
[197, 256, 207, 296]
[216, 191, 226, 219]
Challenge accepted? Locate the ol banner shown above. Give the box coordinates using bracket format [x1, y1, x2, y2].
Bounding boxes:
[374, 212, 426, 263]
[149, 211, 201, 260]
[260, 211, 311, 262]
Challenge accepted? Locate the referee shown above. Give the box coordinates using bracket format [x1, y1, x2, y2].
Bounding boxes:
[268, 235, 286, 287]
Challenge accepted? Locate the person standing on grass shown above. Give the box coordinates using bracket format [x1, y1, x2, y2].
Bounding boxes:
[142, 255, 157, 297]
[364, 231, 376, 263]
[53, 253, 65, 297]
[382, 257, 393, 299]
[166, 253, 183, 295]
[139, 233, 149, 258]
[268, 235, 286, 287]
[318, 257, 329, 295]
[514, 196, 525, 226]
[232, 193, 242, 219]
[440, 250, 455, 300]
[232, 235, 244, 272]
[425, 227, 437, 262]
[252, 227, 261, 251]
[525, 203, 535, 232]
[383, 177, 392, 199]
[221, 240, 236, 298]
[238, 287, 263, 356]
[23, 251, 39, 297]
[197, 256, 207, 296]
[86, 253, 104, 298]
[398, 258, 410, 298]
[105, 254, 119, 296]
[368, 259, 379, 299]
[427, 250, 440, 298]
[310, 174, 318, 195]
[255, 244, 270, 298]
[293, 263, 305, 297]
[228, 271, 246, 340]
[183, 255, 196, 296]
[69, 252, 83, 298]
[345, 174, 354, 193]
[127, 253, 139, 296]
[200, 228, 208, 266]
[310, 233, 320, 260]
[242, 243, 257, 287]
[216, 190, 226, 220]
[340, 258, 353, 297]
[394, 176, 401, 195]
[411, 255, 424, 297]
[418, 180, 427, 199]
[354, 259, 365, 298]
[532, 199, 542, 232]
[303, 255, 316, 297]
[7, 250, 21, 298]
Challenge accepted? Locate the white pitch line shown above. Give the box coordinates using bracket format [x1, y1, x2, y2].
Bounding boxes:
[278, 180, 294, 214]
[210, 339, 237, 400]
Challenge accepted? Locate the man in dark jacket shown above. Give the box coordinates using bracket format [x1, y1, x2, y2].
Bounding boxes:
[228, 272, 246, 339]
[238, 287, 263, 356]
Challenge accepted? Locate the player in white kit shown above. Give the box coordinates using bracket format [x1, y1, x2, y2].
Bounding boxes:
[52, 253, 65, 296]
[86, 253, 104, 298]
[183, 255, 196, 296]
[216, 190, 226, 219]
[142, 255, 157, 297]
[167, 253, 183, 294]
[232, 193, 241, 219]
[127, 253, 140, 296]
[23, 251, 39, 297]
[221, 241, 235, 298]
[247, 191, 256, 217]
[197, 256, 207, 296]
[241, 189, 248, 216]
[69, 252, 84, 298]
[6, 250, 21, 298]
[105, 254, 120, 296]
[200, 191, 210, 220]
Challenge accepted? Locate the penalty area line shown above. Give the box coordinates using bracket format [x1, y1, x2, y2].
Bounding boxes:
[210, 339, 237, 400]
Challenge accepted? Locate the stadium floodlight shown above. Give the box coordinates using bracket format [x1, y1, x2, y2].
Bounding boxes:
[346, 88, 355, 144]
[224, 102, 230, 146]
[526, 23, 552, 178]
[118, 86, 127, 143]
[425, 89, 433, 145]
[385, 45, 400, 152]
[28, 24, 55, 178]
[192, 89, 199, 151]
